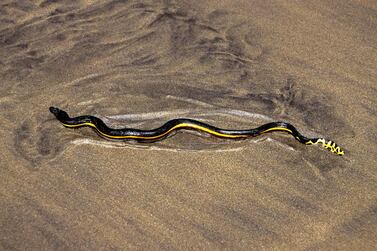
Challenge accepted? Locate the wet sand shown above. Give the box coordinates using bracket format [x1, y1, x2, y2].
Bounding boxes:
[1, 0, 377, 250]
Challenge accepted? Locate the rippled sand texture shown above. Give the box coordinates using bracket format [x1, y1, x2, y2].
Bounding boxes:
[1, 0, 377, 250]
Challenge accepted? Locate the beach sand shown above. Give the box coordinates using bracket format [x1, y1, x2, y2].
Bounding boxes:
[1, 0, 377, 249]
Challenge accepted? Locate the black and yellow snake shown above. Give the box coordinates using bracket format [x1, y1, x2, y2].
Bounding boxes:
[49, 107, 344, 156]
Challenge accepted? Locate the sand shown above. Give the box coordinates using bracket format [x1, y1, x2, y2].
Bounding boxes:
[1, 0, 377, 250]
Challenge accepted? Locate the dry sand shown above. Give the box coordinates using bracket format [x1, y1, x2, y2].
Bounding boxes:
[1, 0, 377, 250]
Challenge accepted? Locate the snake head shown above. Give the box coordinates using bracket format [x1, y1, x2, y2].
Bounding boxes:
[49, 107, 70, 121]
[49, 106, 61, 115]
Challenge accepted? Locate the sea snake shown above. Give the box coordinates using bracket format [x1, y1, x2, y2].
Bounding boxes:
[49, 107, 344, 156]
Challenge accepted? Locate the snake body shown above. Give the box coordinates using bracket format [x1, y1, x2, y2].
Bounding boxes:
[49, 107, 344, 156]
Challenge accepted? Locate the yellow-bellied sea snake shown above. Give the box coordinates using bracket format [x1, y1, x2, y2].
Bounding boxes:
[49, 107, 344, 156]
